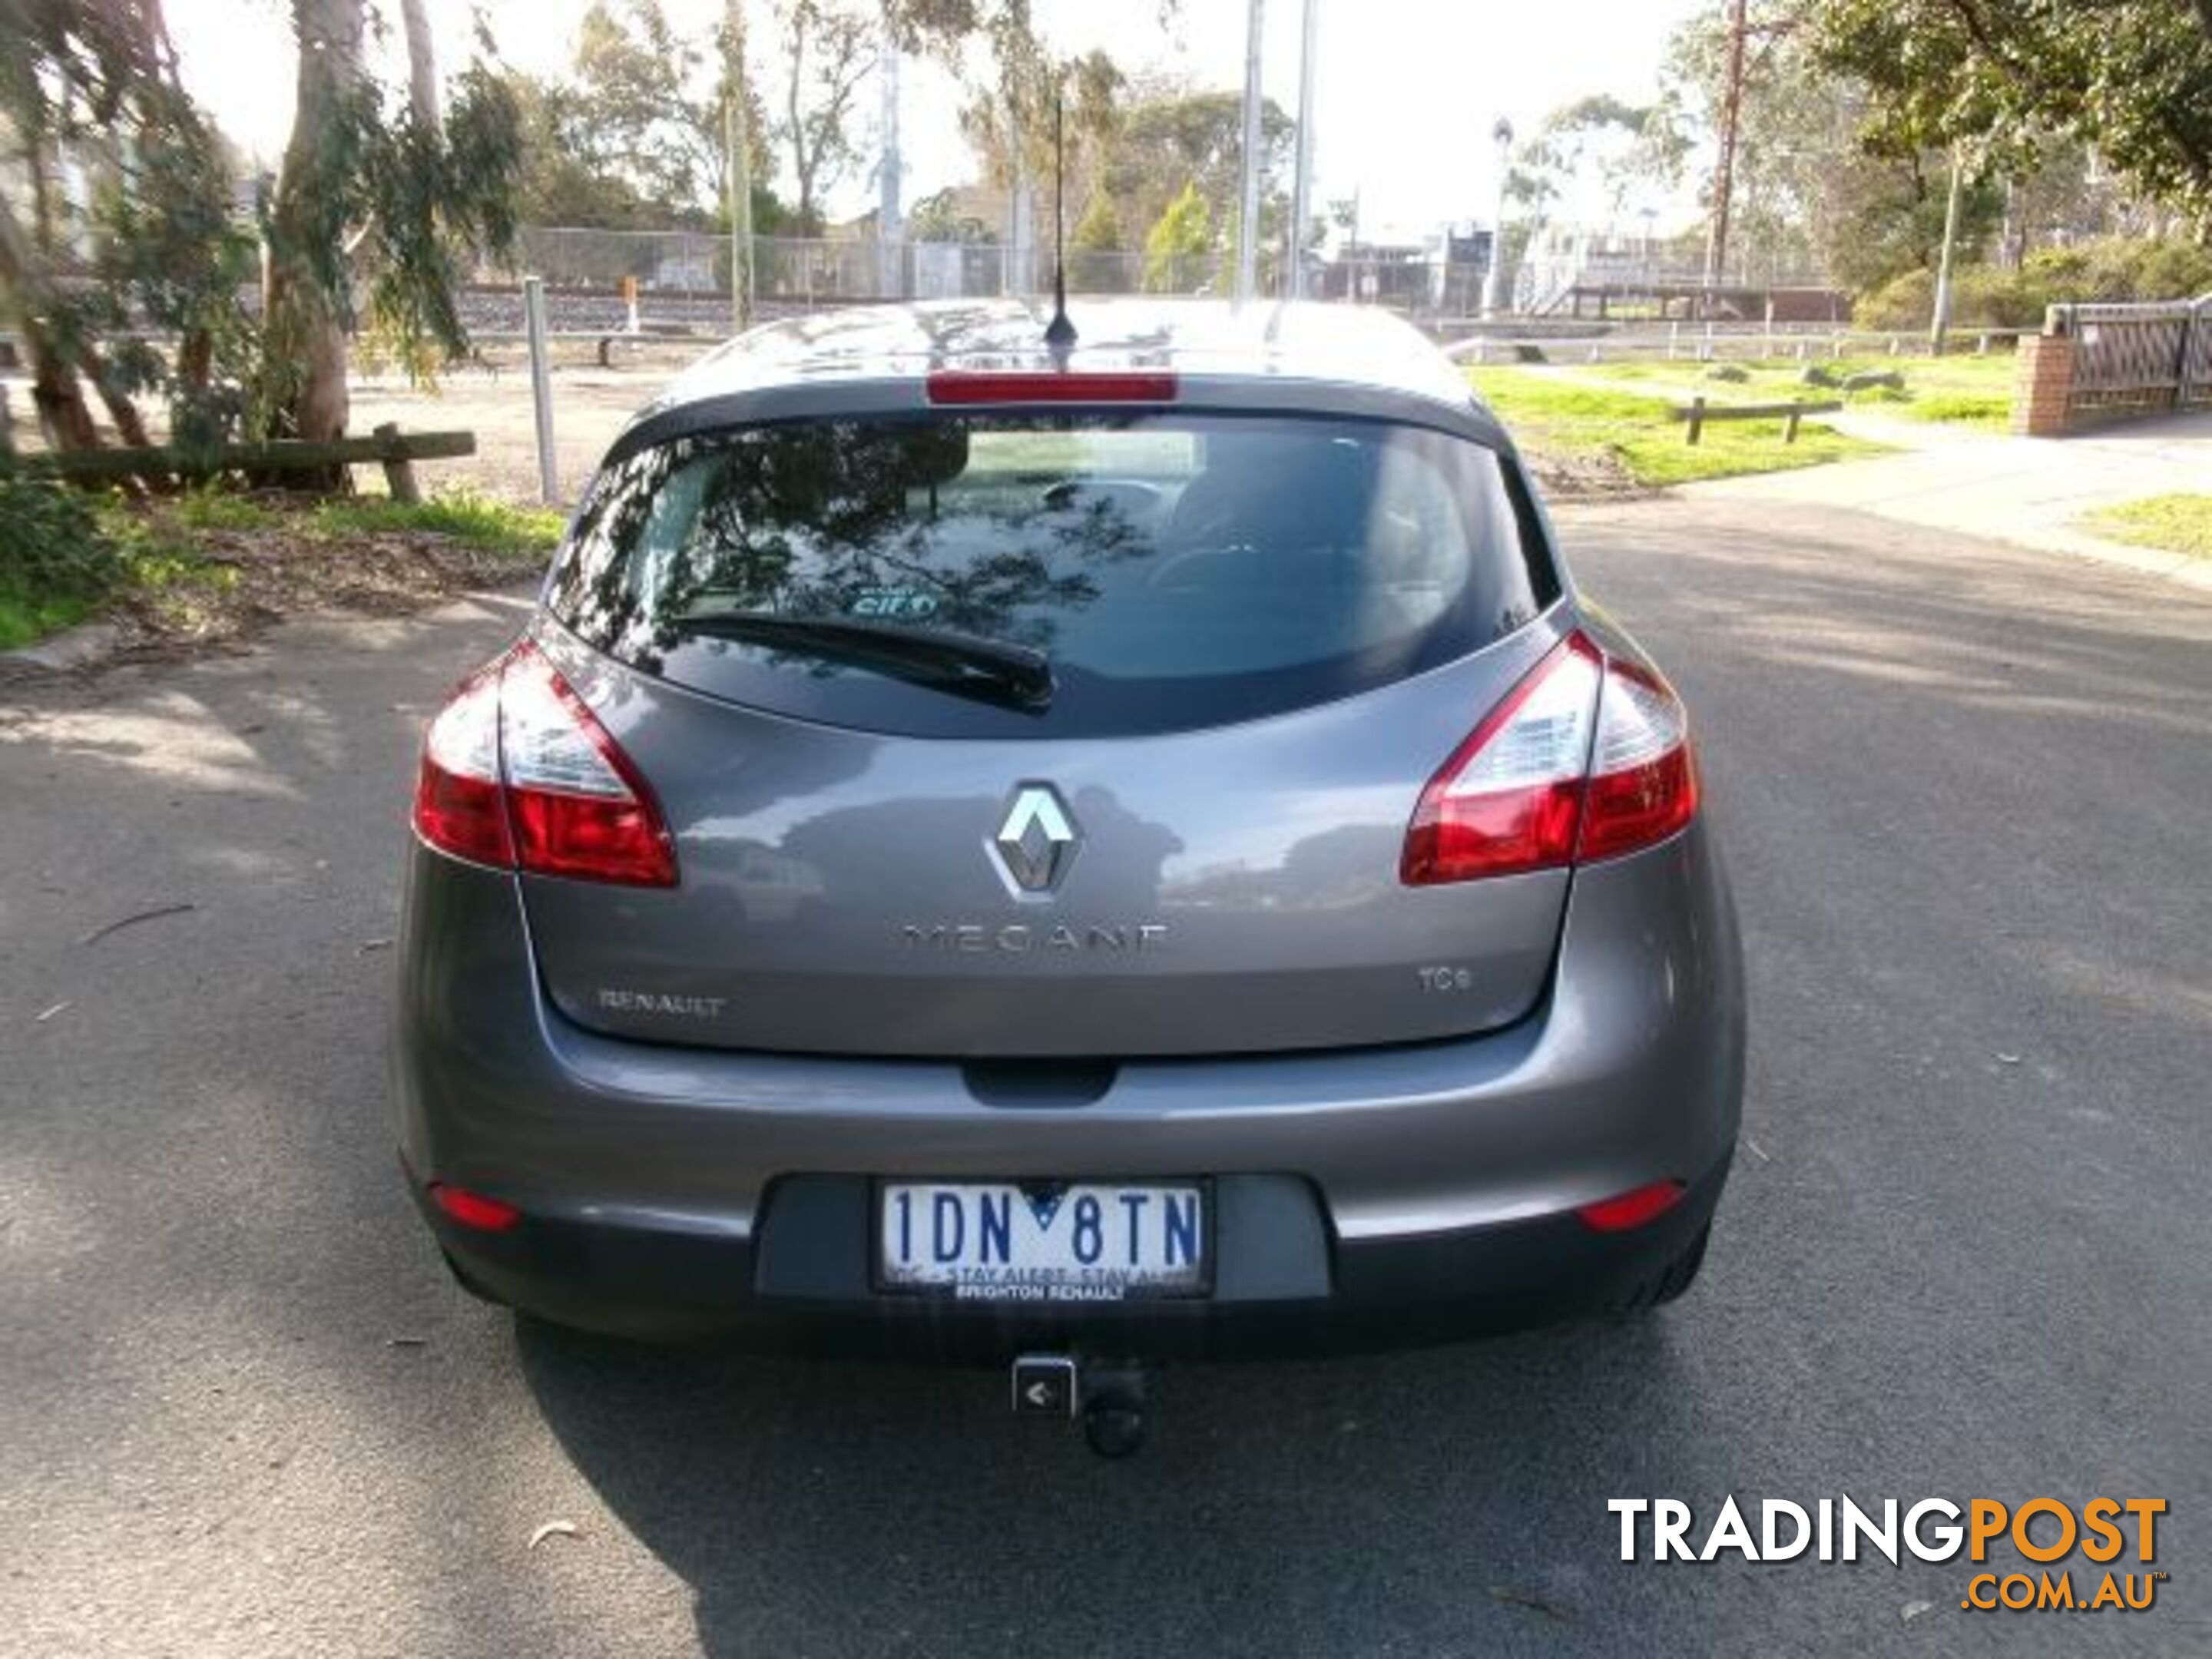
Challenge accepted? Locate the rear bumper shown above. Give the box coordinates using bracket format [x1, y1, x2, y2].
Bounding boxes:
[391, 822, 1744, 1357]
[413, 1162, 1729, 1359]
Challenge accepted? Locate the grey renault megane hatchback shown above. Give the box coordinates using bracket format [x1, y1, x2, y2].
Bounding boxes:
[392, 299, 1743, 1432]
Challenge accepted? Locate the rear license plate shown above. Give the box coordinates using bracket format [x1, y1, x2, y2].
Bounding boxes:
[878, 1181, 1208, 1302]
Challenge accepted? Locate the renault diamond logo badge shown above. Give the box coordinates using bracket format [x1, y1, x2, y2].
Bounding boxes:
[992, 783, 1080, 896]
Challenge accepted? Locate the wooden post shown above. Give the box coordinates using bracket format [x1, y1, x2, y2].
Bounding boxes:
[1783, 406, 1803, 444]
[373, 422, 421, 503]
[1686, 396, 1707, 445]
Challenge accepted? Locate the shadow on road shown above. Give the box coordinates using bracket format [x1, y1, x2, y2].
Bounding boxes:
[516, 1313, 1716, 1654]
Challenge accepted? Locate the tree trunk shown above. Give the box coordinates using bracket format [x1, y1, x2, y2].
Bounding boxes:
[260, 0, 368, 482]
[397, 0, 439, 131]
[786, 7, 818, 234]
[78, 346, 154, 450]
[0, 194, 101, 453]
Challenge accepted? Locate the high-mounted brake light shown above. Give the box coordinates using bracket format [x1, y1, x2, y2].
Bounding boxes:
[926, 370, 1178, 406]
[411, 642, 678, 888]
[1401, 630, 1698, 886]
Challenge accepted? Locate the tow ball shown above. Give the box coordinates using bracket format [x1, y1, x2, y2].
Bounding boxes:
[1012, 1354, 1151, 1458]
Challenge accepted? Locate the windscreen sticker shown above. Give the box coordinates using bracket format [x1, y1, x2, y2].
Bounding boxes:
[850, 587, 940, 620]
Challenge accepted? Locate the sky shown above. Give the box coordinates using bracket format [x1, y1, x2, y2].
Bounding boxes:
[164, 0, 1707, 240]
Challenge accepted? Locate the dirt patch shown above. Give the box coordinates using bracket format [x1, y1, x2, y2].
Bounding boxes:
[1521, 446, 1649, 502]
[349, 360, 665, 502]
[121, 530, 541, 664]
[5, 502, 548, 681]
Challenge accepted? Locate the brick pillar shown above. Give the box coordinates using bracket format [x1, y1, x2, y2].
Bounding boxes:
[2012, 332, 2075, 436]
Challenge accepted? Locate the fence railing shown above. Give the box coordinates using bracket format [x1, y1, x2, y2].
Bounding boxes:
[490, 229, 1229, 306]
[485, 228, 1502, 317]
[2051, 296, 2212, 414]
[1449, 323, 2035, 367]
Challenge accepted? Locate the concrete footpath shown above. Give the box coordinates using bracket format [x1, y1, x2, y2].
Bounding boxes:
[1684, 407, 2212, 589]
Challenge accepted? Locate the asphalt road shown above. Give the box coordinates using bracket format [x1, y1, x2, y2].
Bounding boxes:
[4, 499, 2208, 1657]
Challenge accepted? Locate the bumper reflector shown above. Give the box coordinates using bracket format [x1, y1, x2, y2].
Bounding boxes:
[1575, 1180, 1687, 1233]
[429, 1182, 523, 1233]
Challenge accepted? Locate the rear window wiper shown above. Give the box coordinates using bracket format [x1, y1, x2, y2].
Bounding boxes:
[667, 610, 1055, 712]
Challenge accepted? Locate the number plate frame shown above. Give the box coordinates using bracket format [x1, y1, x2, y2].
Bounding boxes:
[871, 1178, 1216, 1303]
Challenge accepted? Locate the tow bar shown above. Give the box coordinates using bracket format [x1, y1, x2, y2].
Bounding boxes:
[1012, 1354, 1151, 1458]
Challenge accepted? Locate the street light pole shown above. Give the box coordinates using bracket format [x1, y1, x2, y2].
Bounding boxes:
[878, 23, 902, 302]
[1482, 118, 1513, 320]
[1236, 0, 1266, 303]
[1288, 0, 1319, 300]
[724, 0, 753, 333]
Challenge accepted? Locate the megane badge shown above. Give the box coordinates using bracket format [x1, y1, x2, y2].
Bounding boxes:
[992, 783, 1080, 896]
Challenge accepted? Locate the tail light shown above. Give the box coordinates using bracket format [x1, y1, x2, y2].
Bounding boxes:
[412, 642, 677, 887]
[429, 1181, 523, 1232]
[1402, 630, 1698, 885]
[1576, 1179, 1687, 1232]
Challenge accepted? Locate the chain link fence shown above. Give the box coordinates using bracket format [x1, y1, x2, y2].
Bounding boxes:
[472, 227, 1842, 333]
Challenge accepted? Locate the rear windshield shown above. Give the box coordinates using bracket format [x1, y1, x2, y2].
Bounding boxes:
[548, 412, 1560, 737]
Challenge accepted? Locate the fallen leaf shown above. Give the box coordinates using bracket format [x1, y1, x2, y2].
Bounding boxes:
[359, 938, 394, 954]
[80, 902, 196, 946]
[1995, 1053, 2022, 1066]
[528, 1520, 580, 1550]
[1488, 1585, 1571, 1622]
[1900, 1600, 1934, 1622]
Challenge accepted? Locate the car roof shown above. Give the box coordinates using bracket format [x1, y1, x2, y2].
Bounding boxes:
[641, 298, 1485, 422]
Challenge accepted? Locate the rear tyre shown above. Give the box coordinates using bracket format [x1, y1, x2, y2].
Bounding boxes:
[1605, 1223, 1710, 1316]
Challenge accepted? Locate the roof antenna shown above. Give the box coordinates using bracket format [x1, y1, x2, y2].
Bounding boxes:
[1044, 88, 1078, 349]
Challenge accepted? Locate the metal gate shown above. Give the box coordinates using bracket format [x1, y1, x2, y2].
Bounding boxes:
[2055, 296, 2212, 416]
[2183, 297, 2212, 409]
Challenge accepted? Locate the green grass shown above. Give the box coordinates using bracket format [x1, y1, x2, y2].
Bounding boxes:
[1466, 366, 1890, 487]
[303, 488, 566, 554]
[0, 590, 97, 651]
[164, 486, 566, 555]
[1570, 353, 2017, 428]
[0, 501, 225, 651]
[2078, 495, 2212, 559]
[0, 485, 562, 653]
[169, 491, 280, 532]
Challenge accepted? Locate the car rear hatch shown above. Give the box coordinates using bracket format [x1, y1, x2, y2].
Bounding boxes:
[514, 384, 1575, 1058]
